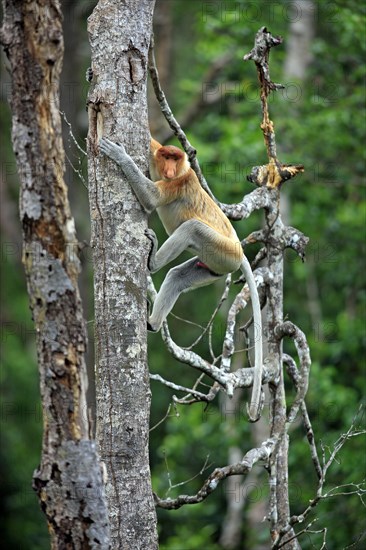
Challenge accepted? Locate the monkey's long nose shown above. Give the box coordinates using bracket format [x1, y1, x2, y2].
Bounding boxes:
[164, 161, 176, 179]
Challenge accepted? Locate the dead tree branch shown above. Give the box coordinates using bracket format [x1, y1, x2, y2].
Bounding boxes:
[283, 354, 322, 480]
[154, 438, 277, 509]
[275, 322, 311, 425]
[272, 406, 366, 549]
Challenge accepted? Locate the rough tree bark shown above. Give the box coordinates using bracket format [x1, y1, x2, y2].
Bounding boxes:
[0, 1, 110, 548]
[86, 1, 158, 548]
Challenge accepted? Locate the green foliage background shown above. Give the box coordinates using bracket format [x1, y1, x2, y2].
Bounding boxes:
[0, 1, 365, 548]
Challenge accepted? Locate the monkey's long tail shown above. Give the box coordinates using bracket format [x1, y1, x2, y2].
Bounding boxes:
[240, 256, 263, 422]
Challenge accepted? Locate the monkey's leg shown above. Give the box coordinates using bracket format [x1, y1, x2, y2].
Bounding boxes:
[148, 258, 222, 331]
[146, 219, 241, 274]
[146, 220, 204, 273]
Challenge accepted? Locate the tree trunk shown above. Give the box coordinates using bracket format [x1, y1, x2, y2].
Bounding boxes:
[283, 0, 314, 79]
[267, 201, 300, 550]
[0, 1, 110, 548]
[266, 7, 315, 545]
[87, 1, 158, 548]
[283, 1, 322, 337]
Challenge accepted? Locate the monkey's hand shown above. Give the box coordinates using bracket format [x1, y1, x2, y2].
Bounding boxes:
[145, 228, 158, 272]
[99, 138, 127, 163]
[99, 137, 160, 214]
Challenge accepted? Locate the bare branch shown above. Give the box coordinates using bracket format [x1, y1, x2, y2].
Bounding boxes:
[173, 382, 220, 406]
[220, 186, 272, 220]
[154, 438, 276, 509]
[163, 451, 213, 497]
[251, 246, 268, 270]
[161, 322, 233, 387]
[60, 110, 87, 156]
[283, 354, 322, 480]
[272, 406, 366, 548]
[149, 273, 277, 394]
[161, 317, 279, 395]
[183, 274, 231, 351]
[284, 227, 309, 262]
[275, 322, 311, 424]
[244, 27, 304, 188]
[149, 373, 214, 402]
[275, 518, 323, 550]
[149, 402, 179, 433]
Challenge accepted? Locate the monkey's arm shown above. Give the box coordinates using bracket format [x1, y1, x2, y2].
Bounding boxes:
[99, 138, 161, 214]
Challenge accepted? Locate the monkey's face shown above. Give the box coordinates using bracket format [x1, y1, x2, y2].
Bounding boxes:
[156, 146, 185, 180]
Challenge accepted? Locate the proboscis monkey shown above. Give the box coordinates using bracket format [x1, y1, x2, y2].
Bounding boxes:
[99, 137, 263, 421]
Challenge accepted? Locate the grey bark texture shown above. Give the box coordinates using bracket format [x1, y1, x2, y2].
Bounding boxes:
[0, 0, 110, 548]
[87, 1, 158, 548]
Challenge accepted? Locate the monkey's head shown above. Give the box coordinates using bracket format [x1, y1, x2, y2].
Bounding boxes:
[156, 146, 186, 180]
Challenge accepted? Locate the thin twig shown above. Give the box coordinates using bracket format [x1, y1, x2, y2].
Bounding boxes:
[64, 152, 88, 189]
[275, 518, 320, 549]
[163, 452, 212, 496]
[173, 381, 220, 406]
[149, 402, 179, 432]
[150, 373, 212, 401]
[182, 275, 232, 351]
[60, 110, 88, 188]
[60, 110, 87, 156]
[272, 406, 366, 548]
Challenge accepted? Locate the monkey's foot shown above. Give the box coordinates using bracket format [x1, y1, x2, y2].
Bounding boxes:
[144, 228, 158, 271]
[147, 321, 159, 333]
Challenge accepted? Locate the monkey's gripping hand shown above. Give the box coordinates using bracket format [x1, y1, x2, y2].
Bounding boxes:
[99, 137, 161, 214]
[99, 138, 128, 164]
